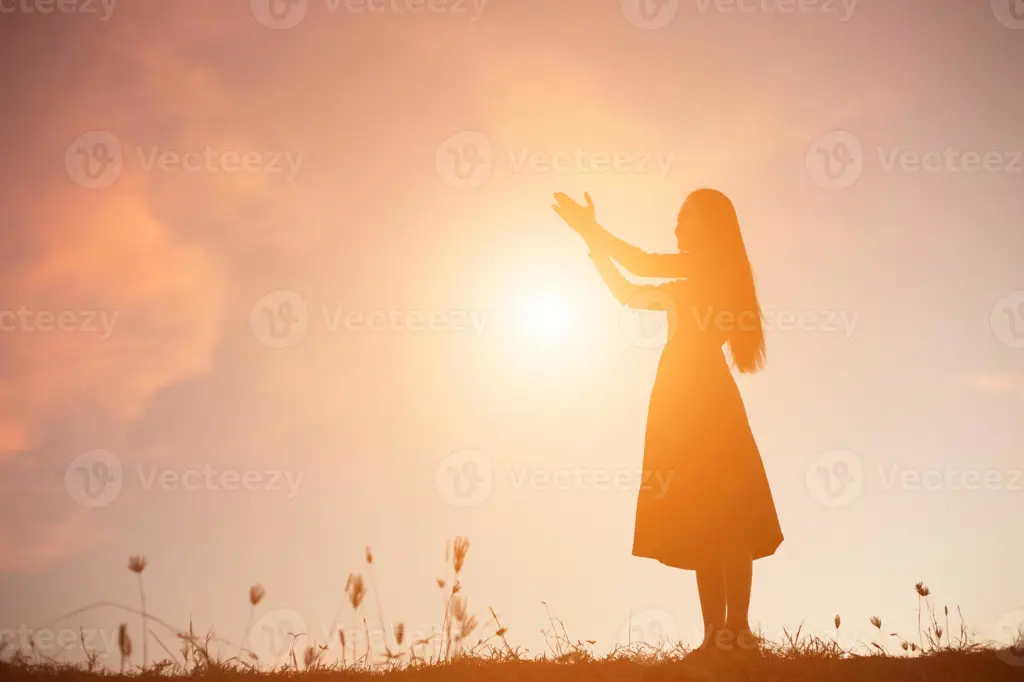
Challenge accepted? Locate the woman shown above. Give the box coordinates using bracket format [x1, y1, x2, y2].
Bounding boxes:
[552, 189, 783, 653]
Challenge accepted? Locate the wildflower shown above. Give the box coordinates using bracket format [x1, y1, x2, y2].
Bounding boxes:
[345, 573, 366, 610]
[870, 616, 882, 630]
[128, 556, 147, 574]
[834, 615, 841, 629]
[453, 537, 470, 575]
[249, 584, 265, 606]
[901, 641, 909, 651]
[395, 624, 405, 646]
[366, 547, 373, 565]
[914, 582, 931, 598]
[118, 624, 132, 659]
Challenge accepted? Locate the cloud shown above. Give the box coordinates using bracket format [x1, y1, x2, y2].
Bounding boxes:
[965, 373, 1024, 398]
[0, 7, 239, 570]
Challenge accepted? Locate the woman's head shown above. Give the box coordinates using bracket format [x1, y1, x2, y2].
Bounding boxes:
[676, 189, 766, 373]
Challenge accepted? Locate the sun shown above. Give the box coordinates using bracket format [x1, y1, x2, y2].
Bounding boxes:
[517, 289, 574, 344]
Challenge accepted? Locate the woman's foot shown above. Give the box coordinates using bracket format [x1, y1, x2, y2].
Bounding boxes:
[724, 624, 761, 657]
[696, 625, 760, 655]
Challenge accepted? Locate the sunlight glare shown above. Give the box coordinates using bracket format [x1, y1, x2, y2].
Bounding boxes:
[518, 289, 574, 344]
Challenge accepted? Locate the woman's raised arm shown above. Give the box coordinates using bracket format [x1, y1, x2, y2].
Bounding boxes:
[589, 251, 672, 309]
[552, 192, 687, 278]
[584, 226, 687, 278]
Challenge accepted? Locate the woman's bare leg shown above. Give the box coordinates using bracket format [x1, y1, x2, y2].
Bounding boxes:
[723, 549, 754, 648]
[695, 562, 726, 648]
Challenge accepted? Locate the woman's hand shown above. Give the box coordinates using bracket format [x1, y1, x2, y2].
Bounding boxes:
[551, 191, 598, 237]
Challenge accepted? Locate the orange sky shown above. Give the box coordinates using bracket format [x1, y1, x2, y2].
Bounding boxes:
[1, 0, 1023, 666]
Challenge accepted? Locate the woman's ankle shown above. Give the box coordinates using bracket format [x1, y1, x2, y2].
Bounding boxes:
[724, 622, 758, 651]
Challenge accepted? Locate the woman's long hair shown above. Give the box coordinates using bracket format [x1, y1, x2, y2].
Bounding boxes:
[686, 189, 765, 374]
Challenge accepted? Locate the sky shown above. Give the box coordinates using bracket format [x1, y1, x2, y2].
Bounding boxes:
[1, 0, 1023, 668]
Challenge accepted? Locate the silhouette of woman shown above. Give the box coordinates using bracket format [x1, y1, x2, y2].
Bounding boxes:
[552, 189, 783, 653]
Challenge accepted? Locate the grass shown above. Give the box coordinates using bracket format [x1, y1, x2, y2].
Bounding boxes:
[3, 538, 1023, 681]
